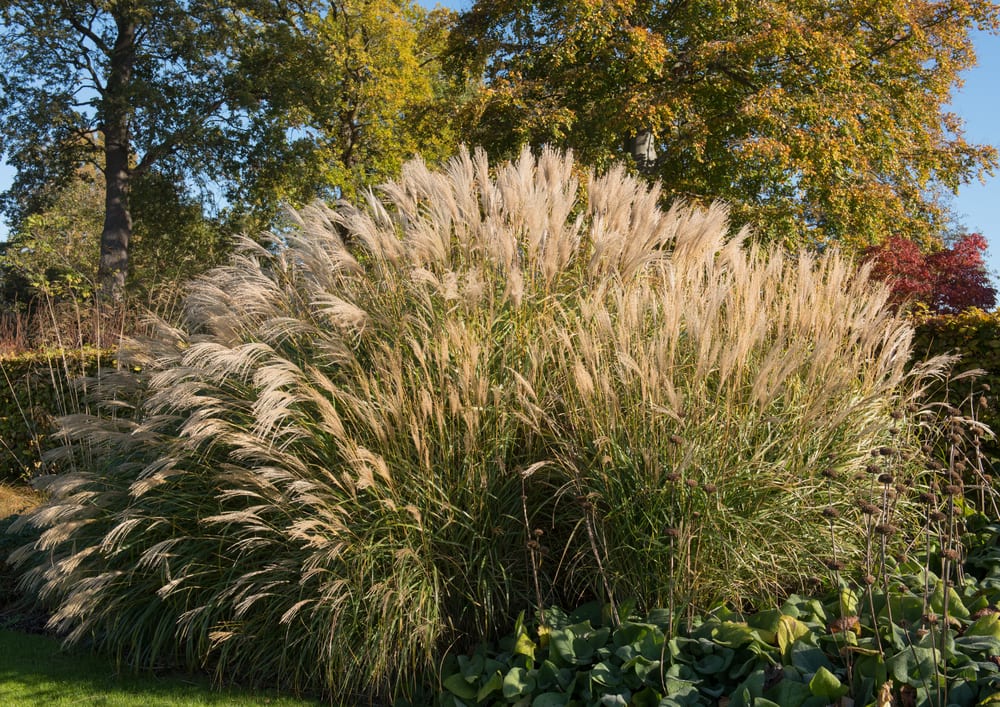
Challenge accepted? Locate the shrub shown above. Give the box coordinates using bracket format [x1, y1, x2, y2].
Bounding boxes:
[911, 308, 1000, 461]
[863, 233, 997, 314]
[0, 347, 114, 482]
[9, 148, 950, 701]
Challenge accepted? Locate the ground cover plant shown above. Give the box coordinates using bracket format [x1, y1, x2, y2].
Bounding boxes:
[6, 148, 963, 702]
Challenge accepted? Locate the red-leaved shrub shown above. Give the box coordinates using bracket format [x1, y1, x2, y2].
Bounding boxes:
[863, 233, 996, 313]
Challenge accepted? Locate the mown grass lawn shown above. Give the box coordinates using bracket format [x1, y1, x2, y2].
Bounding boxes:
[0, 629, 324, 706]
[3, 483, 323, 706]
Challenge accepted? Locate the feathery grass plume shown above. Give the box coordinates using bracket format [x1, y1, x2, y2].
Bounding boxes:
[9, 146, 949, 700]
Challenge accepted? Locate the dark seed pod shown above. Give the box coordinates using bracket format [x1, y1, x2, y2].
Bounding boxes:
[878, 473, 894, 484]
[874, 523, 897, 537]
[664, 527, 681, 539]
[665, 472, 681, 482]
[685, 478, 699, 489]
[533, 528, 544, 537]
[862, 574, 876, 586]
[824, 558, 845, 571]
[941, 548, 961, 561]
[858, 500, 879, 515]
[917, 492, 937, 504]
[943, 484, 962, 496]
[890, 410, 904, 420]
[669, 434, 683, 445]
[821, 506, 841, 519]
[821, 467, 839, 480]
[866, 463, 881, 474]
[929, 510, 947, 523]
[702, 483, 718, 493]
[879, 446, 895, 457]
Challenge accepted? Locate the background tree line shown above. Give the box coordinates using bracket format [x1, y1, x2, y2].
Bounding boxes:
[0, 0, 997, 319]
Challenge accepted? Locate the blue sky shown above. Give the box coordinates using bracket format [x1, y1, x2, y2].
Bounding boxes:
[945, 29, 1000, 279]
[2, 7, 998, 282]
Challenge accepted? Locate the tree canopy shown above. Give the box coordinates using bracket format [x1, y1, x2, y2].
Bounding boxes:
[0, 0, 460, 299]
[451, 0, 1000, 250]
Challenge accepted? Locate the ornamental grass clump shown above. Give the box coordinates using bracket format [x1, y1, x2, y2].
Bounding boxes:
[8, 147, 948, 700]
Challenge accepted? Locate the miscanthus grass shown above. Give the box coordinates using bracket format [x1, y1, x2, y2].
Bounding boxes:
[8, 147, 949, 701]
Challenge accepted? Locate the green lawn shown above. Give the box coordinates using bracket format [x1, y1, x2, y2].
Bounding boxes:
[0, 629, 324, 706]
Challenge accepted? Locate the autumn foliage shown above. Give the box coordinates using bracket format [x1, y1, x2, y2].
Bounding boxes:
[863, 233, 996, 313]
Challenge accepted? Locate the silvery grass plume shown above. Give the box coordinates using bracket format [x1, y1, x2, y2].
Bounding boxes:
[9, 147, 949, 700]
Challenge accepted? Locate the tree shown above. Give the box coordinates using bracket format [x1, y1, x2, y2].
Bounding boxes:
[451, 0, 999, 250]
[0, 164, 228, 307]
[0, 0, 461, 301]
[863, 232, 996, 313]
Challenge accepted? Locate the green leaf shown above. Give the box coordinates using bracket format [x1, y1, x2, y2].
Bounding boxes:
[477, 671, 503, 701]
[777, 615, 811, 661]
[693, 651, 732, 675]
[765, 677, 812, 707]
[930, 582, 970, 619]
[789, 642, 833, 675]
[531, 692, 568, 707]
[591, 660, 623, 687]
[443, 672, 478, 700]
[808, 666, 848, 699]
[712, 621, 756, 648]
[514, 612, 538, 661]
[838, 588, 859, 617]
[966, 612, 1000, 639]
[503, 667, 537, 699]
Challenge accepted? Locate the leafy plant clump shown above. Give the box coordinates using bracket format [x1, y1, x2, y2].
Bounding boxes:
[8, 148, 954, 700]
[438, 575, 1000, 707]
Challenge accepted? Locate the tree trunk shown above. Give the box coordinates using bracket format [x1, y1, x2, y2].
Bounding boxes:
[97, 12, 137, 303]
[626, 130, 658, 174]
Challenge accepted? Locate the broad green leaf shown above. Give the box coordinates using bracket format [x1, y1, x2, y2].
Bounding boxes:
[777, 615, 812, 660]
[966, 612, 1000, 639]
[591, 660, 623, 687]
[443, 672, 478, 700]
[712, 621, 755, 648]
[502, 666, 537, 699]
[839, 588, 859, 617]
[808, 666, 848, 699]
[531, 692, 568, 707]
[765, 677, 812, 707]
[930, 583, 971, 619]
[477, 671, 503, 701]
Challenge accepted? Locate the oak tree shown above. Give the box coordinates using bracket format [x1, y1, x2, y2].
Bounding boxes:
[452, 0, 999, 250]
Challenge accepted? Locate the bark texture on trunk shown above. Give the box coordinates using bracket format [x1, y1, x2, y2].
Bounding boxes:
[626, 130, 658, 174]
[97, 12, 136, 303]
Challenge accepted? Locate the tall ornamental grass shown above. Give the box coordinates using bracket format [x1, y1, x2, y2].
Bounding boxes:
[9, 147, 946, 700]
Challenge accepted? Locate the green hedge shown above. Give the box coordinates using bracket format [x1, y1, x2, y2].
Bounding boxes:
[0, 348, 116, 483]
[912, 307, 1000, 458]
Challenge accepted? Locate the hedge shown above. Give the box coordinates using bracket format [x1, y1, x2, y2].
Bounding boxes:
[912, 307, 1000, 458]
[0, 348, 116, 483]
